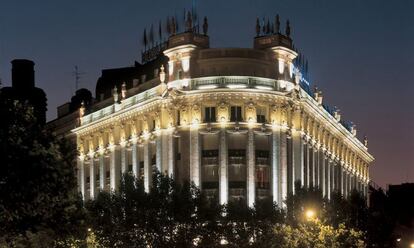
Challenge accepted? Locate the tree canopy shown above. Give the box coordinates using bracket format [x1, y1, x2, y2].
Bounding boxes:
[0, 96, 85, 247]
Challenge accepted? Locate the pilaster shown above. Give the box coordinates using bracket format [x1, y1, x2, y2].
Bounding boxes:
[247, 128, 255, 208]
[219, 128, 228, 205]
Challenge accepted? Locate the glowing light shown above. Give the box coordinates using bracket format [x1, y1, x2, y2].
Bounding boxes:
[191, 118, 200, 128]
[278, 58, 285, 74]
[98, 146, 105, 155]
[142, 131, 151, 141]
[255, 85, 273, 91]
[88, 150, 95, 158]
[227, 84, 247, 89]
[107, 143, 115, 151]
[168, 61, 174, 76]
[248, 117, 255, 128]
[220, 116, 227, 127]
[198, 85, 218, 90]
[305, 209, 316, 221]
[410, 243, 414, 248]
[79, 153, 85, 161]
[182, 79, 190, 87]
[220, 239, 228, 245]
[119, 139, 127, 147]
[181, 57, 190, 72]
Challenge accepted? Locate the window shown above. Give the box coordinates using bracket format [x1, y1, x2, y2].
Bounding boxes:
[256, 107, 266, 123]
[204, 107, 216, 122]
[176, 70, 183, 80]
[230, 106, 243, 122]
[177, 111, 181, 126]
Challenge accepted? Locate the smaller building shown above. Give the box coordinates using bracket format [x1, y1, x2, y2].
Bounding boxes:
[1, 59, 47, 125]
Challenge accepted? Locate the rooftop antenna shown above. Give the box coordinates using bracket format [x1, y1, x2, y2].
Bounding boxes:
[73, 65, 85, 91]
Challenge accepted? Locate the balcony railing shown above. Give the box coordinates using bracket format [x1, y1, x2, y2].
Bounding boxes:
[189, 76, 279, 90]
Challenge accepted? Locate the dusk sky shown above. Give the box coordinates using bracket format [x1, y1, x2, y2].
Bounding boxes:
[0, 0, 413, 188]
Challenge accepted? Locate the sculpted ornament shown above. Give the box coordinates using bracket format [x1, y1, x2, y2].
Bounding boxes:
[245, 102, 256, 122]
[192, 104, 201, 124]
[218, 101, 229, 122]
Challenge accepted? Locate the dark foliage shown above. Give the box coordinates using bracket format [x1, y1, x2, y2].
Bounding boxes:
[0, 95, 85, 246]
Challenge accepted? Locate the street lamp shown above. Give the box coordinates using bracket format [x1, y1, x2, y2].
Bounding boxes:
[305, 209, 316, 221]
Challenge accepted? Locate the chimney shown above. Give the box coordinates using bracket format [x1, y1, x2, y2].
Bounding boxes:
[11, 59, 35, 89]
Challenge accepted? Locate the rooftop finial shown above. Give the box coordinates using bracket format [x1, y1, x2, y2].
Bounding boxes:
[266, 19, 270, 34]
[364, 136, 368, 147]
[113, 86, 119, 103]
[186, 11, 193, 32]
[203, 16, 208, 35]
[160, 65, 166, 84]
[256, 18, 260, 36]
[143, 28, 148, 49]
[121, 82, 127, 100]
[286, 19, 291, 37]
[262, 17, 266, 34]
[79, 101, 85, 118]
[171, 17, 176, 35]
[275, 14, 280, 33]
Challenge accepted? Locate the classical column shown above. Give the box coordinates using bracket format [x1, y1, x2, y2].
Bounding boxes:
[338, 163, 342, 193]
[271, 128, 281, 204]
[89, 157, 96, 199]
[308, 145, 315, 187]
[219, 128, 228, 205]
[161, 131, 168, 174]
[78, 158, 86, 200]
[280, 131, 288, 203]
[110, 146, 121, 191]
[190, 127, 201, 188]
[247, 128, 255, 208]
[99, 154, 105, 190]
[156, 133, 162, 172]
[132, 142, 139, 178]
[340, 164, 344, 196]
[325, 156, 331, 199]
[344, 169, 348, 197]
[292, 130, 304, 191]
[330, 159, 335, 193]
[167, 131, 174, 177]
[121, 145, 127, 175]
[304, 143, 310, 188]
[319, 150, 326, 197]
[312, 147, 317, 187]
[143, 141, 151, 193]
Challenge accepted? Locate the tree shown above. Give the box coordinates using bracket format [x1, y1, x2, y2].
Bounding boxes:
[0, 96, 85, 247]
[272, 221, 366, 248]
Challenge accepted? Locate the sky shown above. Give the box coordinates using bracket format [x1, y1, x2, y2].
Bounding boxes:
[0, 0, 413, 188]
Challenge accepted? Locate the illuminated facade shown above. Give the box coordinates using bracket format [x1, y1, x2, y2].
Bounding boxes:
[68, 17, 373, 207]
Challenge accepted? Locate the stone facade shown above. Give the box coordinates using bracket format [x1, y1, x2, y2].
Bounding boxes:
[69, 31, 373, 207]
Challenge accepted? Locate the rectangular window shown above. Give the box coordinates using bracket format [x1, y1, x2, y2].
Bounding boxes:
[204, 107, 216, 122]
[256, 107, 266, 123]
[177, 111, 181, 126]
[230, 106, 243, 122]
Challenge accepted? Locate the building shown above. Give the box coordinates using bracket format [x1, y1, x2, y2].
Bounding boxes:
[51, 15, 374, 207]
[1, 59, 47, 125]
